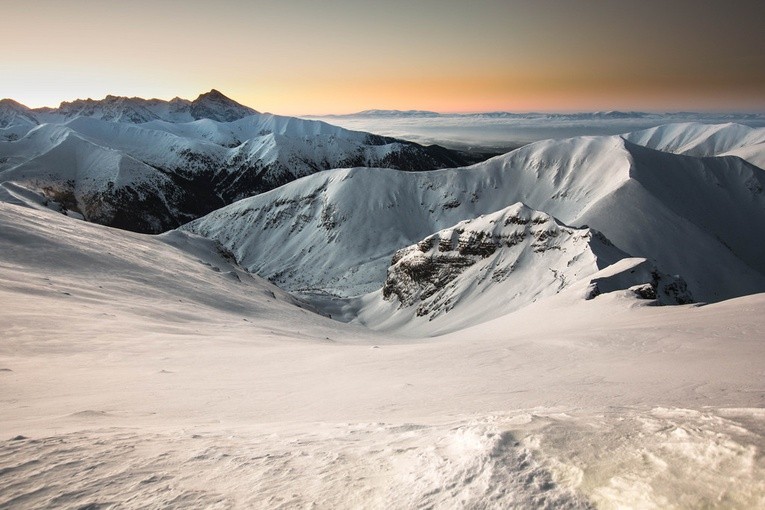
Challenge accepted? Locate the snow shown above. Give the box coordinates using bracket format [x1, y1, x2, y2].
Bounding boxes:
[1, 201, 764, 508]
[2, 117, 765, 507]
[186, 128, 765, 308]
[0, 96, 476, 233]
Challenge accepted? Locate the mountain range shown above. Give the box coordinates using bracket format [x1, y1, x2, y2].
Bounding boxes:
[184, 122, 765, 332]
[3, 92, 765, 506]
[0, 91, 483, 232]
[1, 90, 765, 333]
[314, 109, 765, 122]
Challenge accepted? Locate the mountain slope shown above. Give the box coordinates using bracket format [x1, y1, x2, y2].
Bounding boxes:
[0, 199, 320, 331]
[185, 132, 765, 309]
[623, 122, 765, 167]
[0, 92, 481, 232]
[3, 190, 765, 508]
[350, 204, 690, 333]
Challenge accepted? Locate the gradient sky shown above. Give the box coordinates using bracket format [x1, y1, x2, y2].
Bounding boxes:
[3, 0, 763, 114]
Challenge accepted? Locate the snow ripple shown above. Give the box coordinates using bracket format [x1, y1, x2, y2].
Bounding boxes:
[0, 421, 588, 509]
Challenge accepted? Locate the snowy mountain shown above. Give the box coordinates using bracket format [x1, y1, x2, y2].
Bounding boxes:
[623, 122, 765, 168]
[0, 99, 39, 142]
[3, 118, 765, 508]
[0, 91, 481, 232]
[356, 204, 691, 332]
[185, 124, 765, 329]
[0, 99, 38, 128]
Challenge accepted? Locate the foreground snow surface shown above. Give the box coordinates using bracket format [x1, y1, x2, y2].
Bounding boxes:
[1, 203, 764, 508]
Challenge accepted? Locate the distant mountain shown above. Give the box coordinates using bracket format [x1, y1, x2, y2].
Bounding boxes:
[0, 99, 40, 141]
[326, 110, 443, 118]
[0, 91, 483, 233]
[28, 89, 259, 124]
[184, 124, 765, 328]
[308, 110, 765, 122]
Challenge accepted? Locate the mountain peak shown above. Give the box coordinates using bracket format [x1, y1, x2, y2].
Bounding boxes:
[0, 98, 39, 128]
[196, 89, 227, 100]
[0, 98, 29, 109]
[189, 89, 258, 121]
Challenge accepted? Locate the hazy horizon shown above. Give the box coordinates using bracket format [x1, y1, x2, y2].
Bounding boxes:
[6, 89, 765, 117]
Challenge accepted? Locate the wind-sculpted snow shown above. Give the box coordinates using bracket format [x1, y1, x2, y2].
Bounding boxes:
[187, 131, 765, 315]
[0, 93, 479, 233]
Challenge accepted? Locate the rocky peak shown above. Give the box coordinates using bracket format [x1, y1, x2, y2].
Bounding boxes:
[382, 203, 617, 317]
[189, 89, 258, 122]
[0, 98, 39, 128]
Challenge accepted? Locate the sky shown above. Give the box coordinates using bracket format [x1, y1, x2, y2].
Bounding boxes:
[2, 0, 764, 114]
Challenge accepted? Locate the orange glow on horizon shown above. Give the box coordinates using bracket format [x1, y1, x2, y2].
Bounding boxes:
[3, 1, 763, 115]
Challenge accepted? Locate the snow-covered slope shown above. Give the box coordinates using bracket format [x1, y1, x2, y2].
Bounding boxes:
[351, 204, 690, 333]
[0, 92, 480, 232]
[0, 200, 322, 334]
[2, 198, 765, 508]
[186, 132, 765, 315]
[0, 99, 39, 141]
[624, 122, 765, 167]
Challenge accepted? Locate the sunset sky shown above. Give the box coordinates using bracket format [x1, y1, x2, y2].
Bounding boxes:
[3, 0, 763, 114]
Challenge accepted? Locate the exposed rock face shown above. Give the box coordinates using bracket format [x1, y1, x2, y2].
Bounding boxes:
[46, 89, 259, 124]
[584, 259, 693, 305]
[187, 89, 259, 123]
[381, 203, 631, 320]
[184, 131, 765, 305]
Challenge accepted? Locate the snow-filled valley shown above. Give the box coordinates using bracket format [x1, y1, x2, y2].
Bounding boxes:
[1, 96, 765, 509]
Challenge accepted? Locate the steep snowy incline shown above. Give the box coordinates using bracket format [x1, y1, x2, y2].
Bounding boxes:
[0, 99, 40, 141]
[0, 126, 188, 232]
[185, 136, 630, 296]
[186, 133, 765, 305]
[3, 195, 765, 508]
[567, 141, 765, 303]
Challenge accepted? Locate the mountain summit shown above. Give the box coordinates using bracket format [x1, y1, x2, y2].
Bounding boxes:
[188, 89, 259, 122]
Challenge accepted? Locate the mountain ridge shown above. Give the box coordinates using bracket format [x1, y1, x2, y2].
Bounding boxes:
[184, 126, 765, 320]
[0, 92, 484, 232]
